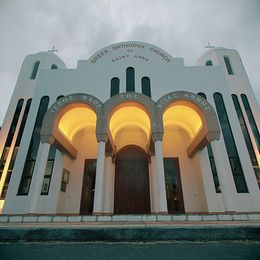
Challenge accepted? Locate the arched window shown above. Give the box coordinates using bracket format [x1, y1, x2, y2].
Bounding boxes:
[51, 64, 58, 70]
[232, 94, 260, 188]
[110, 77, 120, 97]
[126, 67, 135, 92]
[1, 99, 32, 198]
[31, 61, 40, 79]
[241, 94, 260, 152]
[0, 99, 24, 180]
[141, 77, 151, 97]
[18, 96, 50, 195]
[205, 60, 213, 66]
[213, 93, 248, 192]
[197, 93, 220, 193]
[224, 56, 234, 75]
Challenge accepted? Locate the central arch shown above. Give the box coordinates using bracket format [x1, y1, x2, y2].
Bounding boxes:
[114, 145, 151, 214]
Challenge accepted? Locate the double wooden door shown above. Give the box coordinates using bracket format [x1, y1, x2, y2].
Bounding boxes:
[114, 145, 151, 214]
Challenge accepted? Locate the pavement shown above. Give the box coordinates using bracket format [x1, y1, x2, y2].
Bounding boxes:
[1, 220, 260, 242]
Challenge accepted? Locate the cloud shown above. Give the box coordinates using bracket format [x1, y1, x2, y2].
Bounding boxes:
[0, 0, 259, 125]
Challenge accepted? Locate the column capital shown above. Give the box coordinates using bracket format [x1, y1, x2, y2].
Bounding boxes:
[96, 133, 108, 143]
[152, 132, 164, 142]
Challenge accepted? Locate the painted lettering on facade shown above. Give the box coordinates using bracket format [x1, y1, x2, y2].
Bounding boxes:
[157, 92, 212, 111]
[49, 94, 102, 113]
[89, 42, 172, 64]
[120, 93, 140, 100]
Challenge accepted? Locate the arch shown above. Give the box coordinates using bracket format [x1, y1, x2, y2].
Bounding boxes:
[110, 77, 120, 97]
[157, 91, 220, 157]
[102, 92, 158, 139]
[40, 93, 103, 158]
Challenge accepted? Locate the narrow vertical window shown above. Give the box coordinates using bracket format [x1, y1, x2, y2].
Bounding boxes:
[224, 56, 234, 75]
[126, 67, 135, 92]
[0, 99, 24, 180]
[31, 61, 40, 79]
[241, 94, 260, 152]
[110, 77, 119, 97]
[18, 96, 50, 195]
[40, 95, 63, 195]
[205, 60, 213, 66]
[198, 93, 220, 192]
[141, 77, 151, 97]
[1, 99, 32, 198]
[232, 94, 260, 188]
[51, 64, 58, 69]
[214, 93, 248, 193]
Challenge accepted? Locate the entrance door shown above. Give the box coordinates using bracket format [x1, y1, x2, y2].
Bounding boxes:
[80, 159, 96, 215]
[114, 145, 151, 214]
[163, 158, 184, 213]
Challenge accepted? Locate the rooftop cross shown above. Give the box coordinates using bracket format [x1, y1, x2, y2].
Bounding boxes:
[205, 42, 215, 49]
[48, 46, 58, 53]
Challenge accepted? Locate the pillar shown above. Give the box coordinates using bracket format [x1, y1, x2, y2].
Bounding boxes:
[28, 142, 50, 214]
[103, 156, 115, 213]
[154, 139, 168, 213]
[93, 141, 106, 214]
[150, 156, 159, 213]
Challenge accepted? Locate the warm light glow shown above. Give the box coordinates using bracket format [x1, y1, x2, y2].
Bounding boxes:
[163, 105, 202, 138]
[58, 106, 97, 141]
[0, 200, 4, 214]
[109, 105, 151, 149]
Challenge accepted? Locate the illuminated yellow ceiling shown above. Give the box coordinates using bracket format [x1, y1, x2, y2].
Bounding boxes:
[58, 107, 97, 141]
[163, 105, 202, 138]
[109, 106, 151, 142]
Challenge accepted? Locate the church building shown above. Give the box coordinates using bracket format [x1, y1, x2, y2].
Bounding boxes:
[0, 41, 259, 215]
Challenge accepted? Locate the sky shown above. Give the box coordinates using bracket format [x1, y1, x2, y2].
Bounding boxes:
[0, 0, 260, 125]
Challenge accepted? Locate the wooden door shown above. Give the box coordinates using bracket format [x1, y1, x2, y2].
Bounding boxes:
[114, 145, 150, 214]
[80, 159, 96, 215]
[163, 157, 184, 213]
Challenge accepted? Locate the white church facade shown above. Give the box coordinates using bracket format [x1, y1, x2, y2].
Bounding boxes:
[0, 41, 260, 215]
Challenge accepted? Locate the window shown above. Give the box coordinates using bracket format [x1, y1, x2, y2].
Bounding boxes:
[61, 169, 70, 192]
[241, 94, 260, 152]
[18, 96, 50, 195]
[214, 93, 248, 192]
[1, 99, 32, 199]
[0, 99, 24, 180]
[224, 56, 234, 75]
[31, 61, 40, 79]
[110, 77, 119, 97]
[232, 94, 260, 188]
[205, 60, 213, 66]
[51, 64, 58, 69]
[198, 93, 220, 192]
[126, 67, 135, 92]
[141, 77, 151, 97]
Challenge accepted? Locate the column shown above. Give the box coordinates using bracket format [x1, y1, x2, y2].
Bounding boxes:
[211, 140, 235, 212]
[150, 156, 159, 213]
[154, 140, 168, 213]
[28, 142, 50, 214]
[93, 141, 106, 214]
[103, 156, 115, 213]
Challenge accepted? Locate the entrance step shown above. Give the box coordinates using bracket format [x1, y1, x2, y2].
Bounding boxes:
[0, 213, 260, 224]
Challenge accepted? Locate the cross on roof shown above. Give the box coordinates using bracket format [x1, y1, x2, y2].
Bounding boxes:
[48, 46, 58, 52]
[205, 42, 215, 49]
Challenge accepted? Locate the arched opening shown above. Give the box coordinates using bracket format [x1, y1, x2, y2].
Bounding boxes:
[55, 104, 98, 214]
[162, 102, 207, 213]
[109, 102, 152, 214]
[114, 145, 150, 214]
[109, 102, 151, 152]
